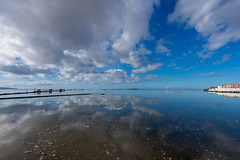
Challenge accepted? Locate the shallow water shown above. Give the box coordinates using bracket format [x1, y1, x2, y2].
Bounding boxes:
[0, 90, 240, 160]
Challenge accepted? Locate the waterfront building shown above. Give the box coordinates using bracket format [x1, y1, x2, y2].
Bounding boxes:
[218, 84, 240, 89]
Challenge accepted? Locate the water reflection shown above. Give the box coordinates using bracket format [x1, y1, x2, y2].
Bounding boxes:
[215, 92, 240, 98]
[0, 93, 239, 160]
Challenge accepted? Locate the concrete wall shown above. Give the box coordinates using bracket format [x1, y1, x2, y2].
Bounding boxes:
[209, 88, 240, 92]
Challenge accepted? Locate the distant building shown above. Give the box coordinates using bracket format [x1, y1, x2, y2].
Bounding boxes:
[218, 85, 222, 89]
[210, 86, 217, 89]
[233, 84, 240, 88]
[218, 83, 240, 89]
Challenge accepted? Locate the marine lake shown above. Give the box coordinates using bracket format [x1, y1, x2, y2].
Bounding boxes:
[0, 90, 240, 160]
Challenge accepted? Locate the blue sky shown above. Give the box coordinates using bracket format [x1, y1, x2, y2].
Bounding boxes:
[0, 0, 239, 89]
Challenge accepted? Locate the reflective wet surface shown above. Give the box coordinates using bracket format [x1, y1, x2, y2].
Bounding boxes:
[0, 90, 240, 160]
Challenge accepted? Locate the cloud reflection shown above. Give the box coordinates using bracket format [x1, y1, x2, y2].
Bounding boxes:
[0, 94, 239, 159]
[0, 95, 164, 159]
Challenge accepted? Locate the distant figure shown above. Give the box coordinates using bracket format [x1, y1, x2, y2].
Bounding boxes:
[37, 89, 41, 95]
[177, 91, 179, 94]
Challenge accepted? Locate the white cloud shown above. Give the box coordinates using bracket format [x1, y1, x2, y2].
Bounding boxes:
[120, 52, 142, 68]
[184, 66, 194, 71]
[2, 73, 34, 80]
[167, 62, 183, 70]
[213, 53, 232, 65]
[169, 0, 240, 51]
[175, 66, 182, 70]
[59, 69, 159, 84]
[166, 53, 171, 56]
[198, 52, 215, 59]
[0, 64, 52, 76]
[167, 62, 176, 67]
[0, 0, 159, 84]
[157, 45, 170, 53]
[156, 38, 171, 56]
[132, 63, 163, 73]
[196, 72, 224, 77]
[3, 79, 58, 88]
[26, 80, 57, 86]
[112, 0, 160, 53]
[120, 46, 152, 68]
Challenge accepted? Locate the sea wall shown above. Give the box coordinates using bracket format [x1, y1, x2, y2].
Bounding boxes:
[208, 88, 240, 93]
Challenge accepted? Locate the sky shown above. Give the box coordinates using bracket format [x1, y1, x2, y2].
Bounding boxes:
[0, 0, 239, 89]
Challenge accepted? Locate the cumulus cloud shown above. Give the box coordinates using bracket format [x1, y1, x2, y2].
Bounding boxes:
[0, 65, 52, 76]
[197, 51, 215, 59]
[169, 0, 240, 51]
[196, 72, 224, 77]
[167, 62, 176, 67]
[156, 38, 171, 56]
[184, 66, 194, 71]
[183, 50, 192, 57]
[167, 62, 184, 70]
[175, 66, 182, 70]
[26, 80, 57, 86]
[132, 63, 163, 73]
[0, 0, 160, 84]
[59, 69, 159, 84]
[213, 53, 232, 65]
[120, 46, 152, 68]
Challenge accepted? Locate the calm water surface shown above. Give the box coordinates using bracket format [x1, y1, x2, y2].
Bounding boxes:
[0, 90, 240, 160]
